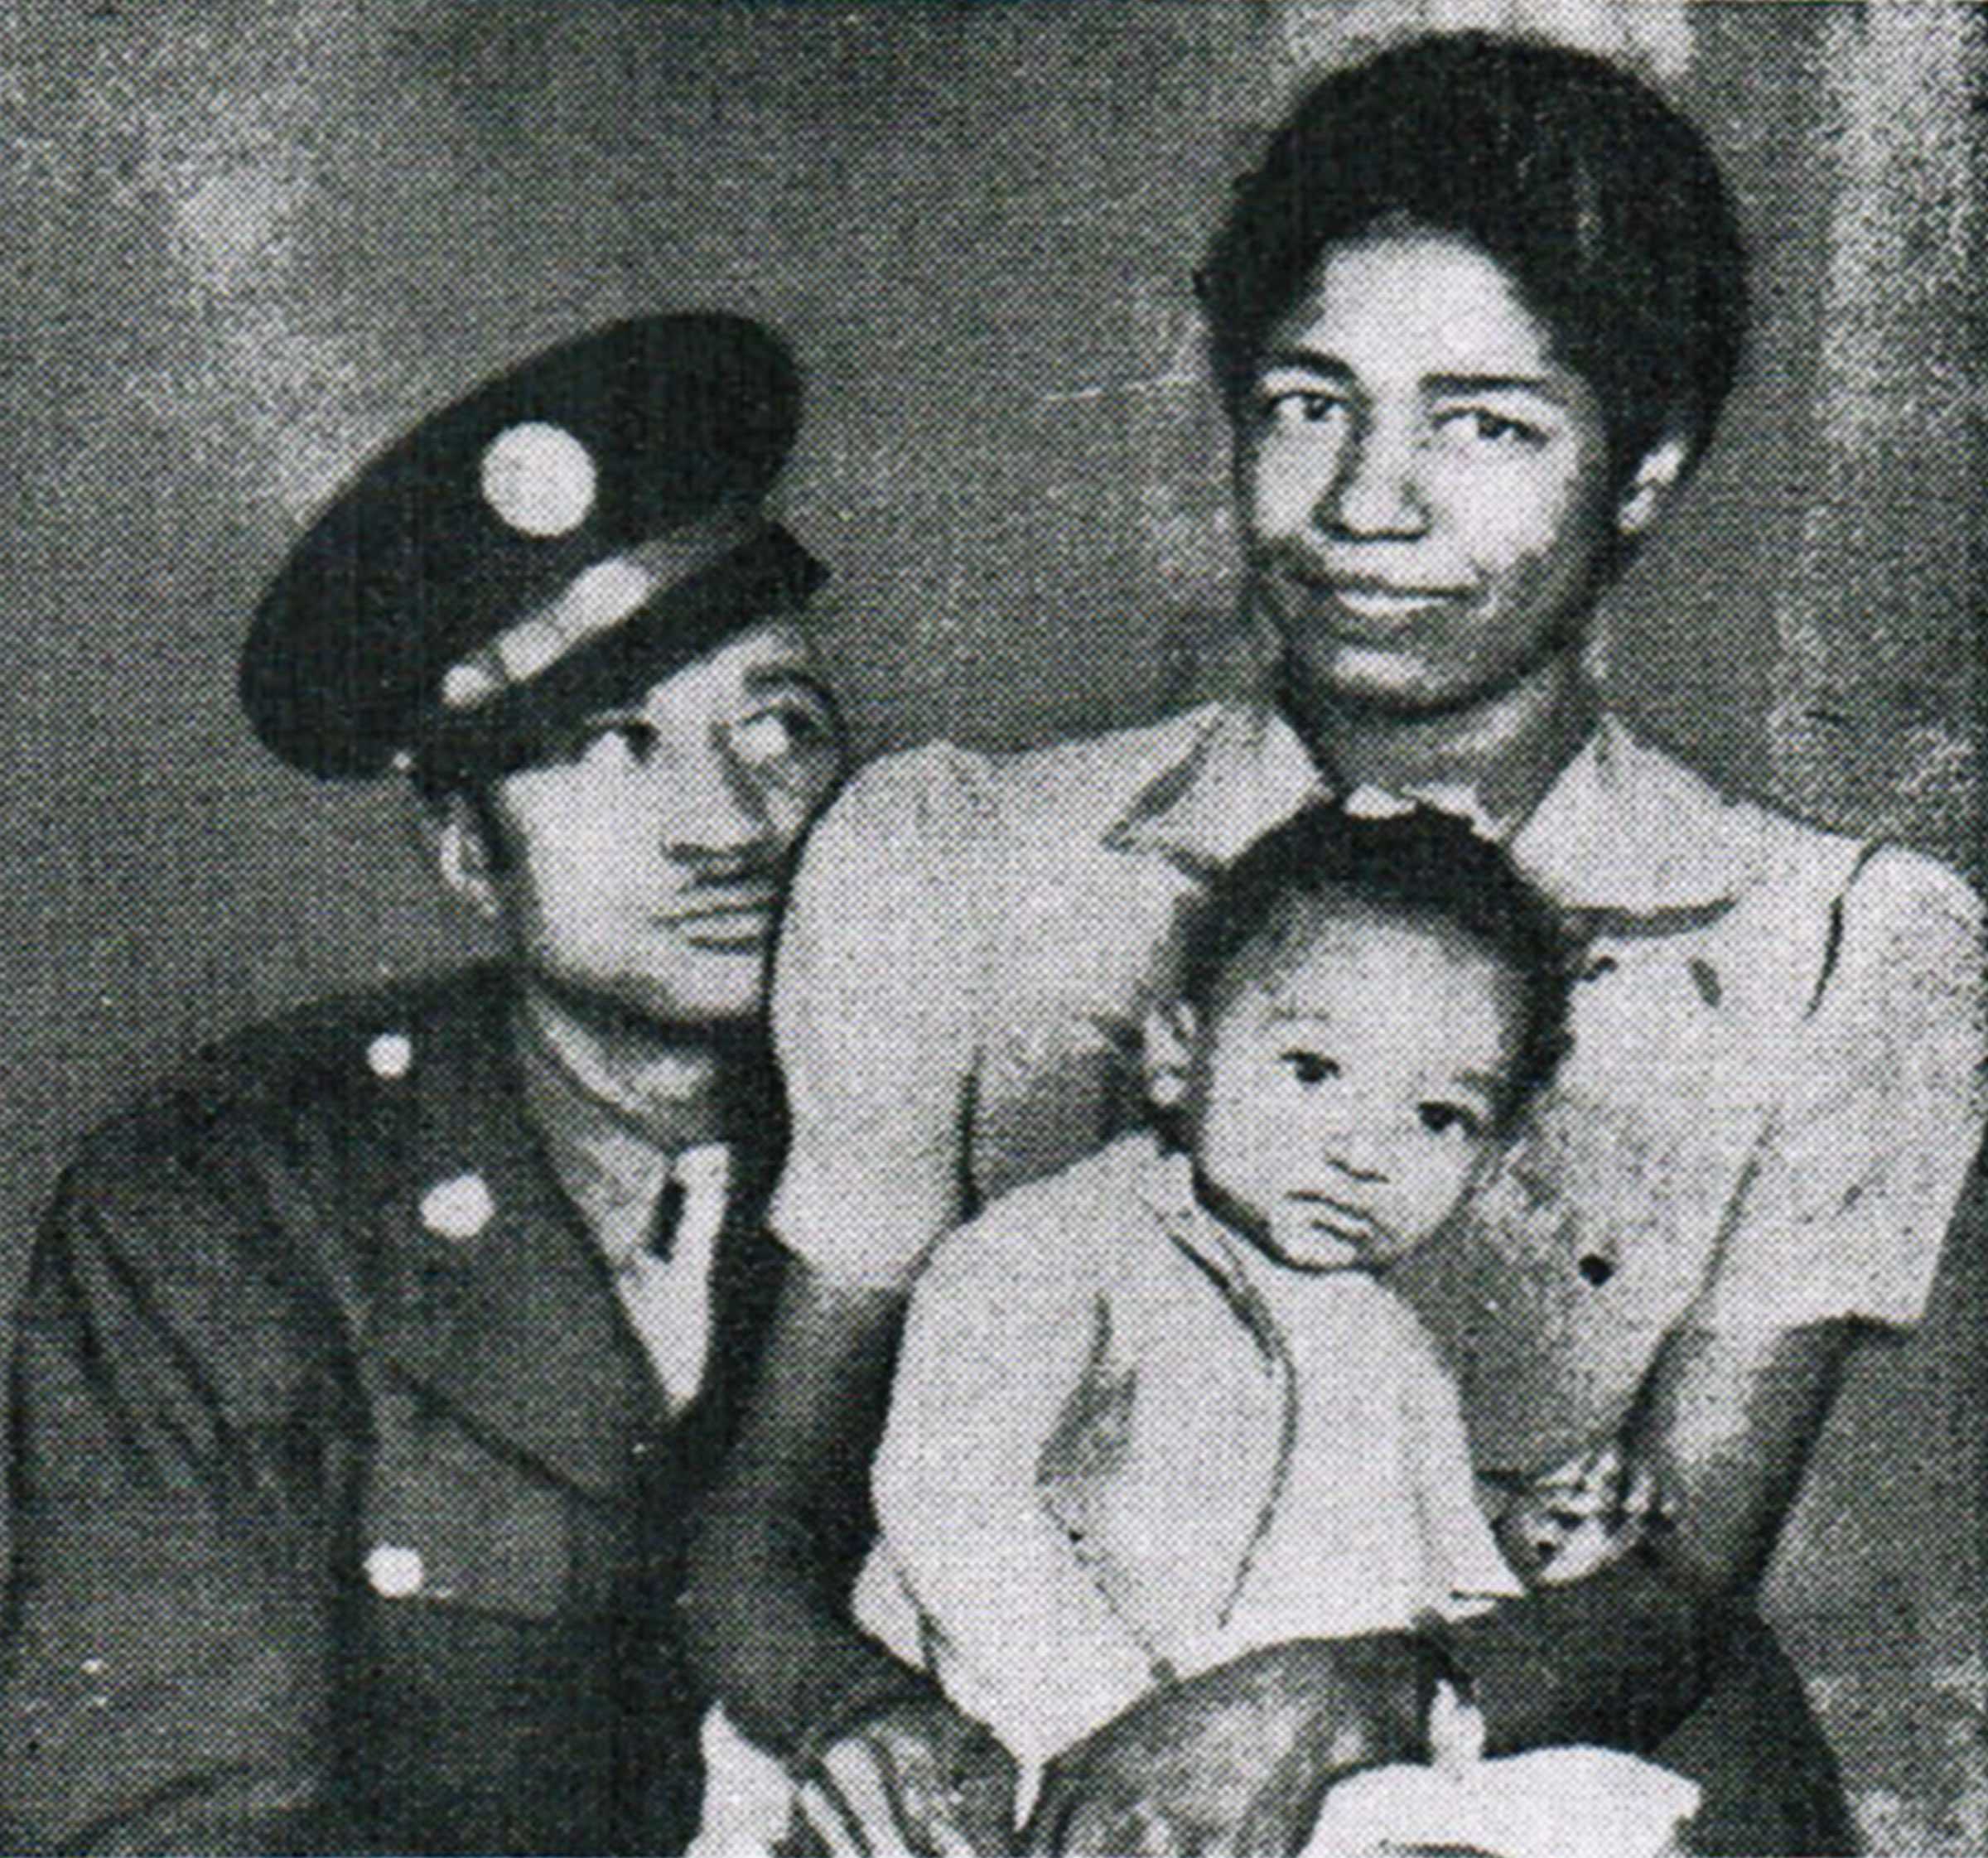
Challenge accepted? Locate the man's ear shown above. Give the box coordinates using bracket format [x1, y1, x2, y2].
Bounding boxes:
[426, 792, 504, 922]
[1143, 1000, 1199, 1112]
[1615, 430, 1693, 539]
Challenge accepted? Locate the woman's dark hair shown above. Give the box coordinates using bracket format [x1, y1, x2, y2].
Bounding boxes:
[1176, 803, 1574, 1123]
[1197, 31, 1749, 487]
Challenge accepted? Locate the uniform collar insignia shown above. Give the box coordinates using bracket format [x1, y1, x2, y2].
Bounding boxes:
[367, 973, 654, 1496]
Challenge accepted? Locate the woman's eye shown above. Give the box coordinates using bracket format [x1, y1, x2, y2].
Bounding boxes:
[1259, 388, 1349, 431]
[1281, 1050, 1340, 1087]
[1439, 408, 1546, 450]
[1417, 1101, 1482, 1137]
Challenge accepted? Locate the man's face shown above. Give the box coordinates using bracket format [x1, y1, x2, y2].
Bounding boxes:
[475, 621, 845, 1029]
[1236, 229, 1621, 716]
[1169, 898, 1519, 1273]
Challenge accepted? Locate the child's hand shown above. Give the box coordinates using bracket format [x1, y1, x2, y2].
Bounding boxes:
[799, 1695, 1018, 1856]
[1494, 1441, 1662, 1587]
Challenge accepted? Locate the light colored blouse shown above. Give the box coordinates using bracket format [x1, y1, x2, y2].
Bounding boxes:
[771, 698, 1986, 1470]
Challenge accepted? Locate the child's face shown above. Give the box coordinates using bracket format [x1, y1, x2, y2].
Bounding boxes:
[1151, 897, 1522, 1273]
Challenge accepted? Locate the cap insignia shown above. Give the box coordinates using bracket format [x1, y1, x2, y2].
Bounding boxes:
[480, 421, 597, 538]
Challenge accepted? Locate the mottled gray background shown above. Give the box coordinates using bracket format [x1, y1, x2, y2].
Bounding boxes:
[1, 2, 1981, 1843]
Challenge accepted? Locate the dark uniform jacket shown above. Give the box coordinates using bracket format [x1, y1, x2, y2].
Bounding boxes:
[1, 965, 789, 1855]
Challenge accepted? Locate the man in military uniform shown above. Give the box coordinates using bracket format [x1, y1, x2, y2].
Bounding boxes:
[1, 314, 848, 1855]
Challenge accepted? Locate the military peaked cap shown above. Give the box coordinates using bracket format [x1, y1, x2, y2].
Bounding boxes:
[240, 312, 824, 780]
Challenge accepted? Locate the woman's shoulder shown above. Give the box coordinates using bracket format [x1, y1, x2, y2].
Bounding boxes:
[820, 705, 1231, 870]
[985, 704, 1228, 827]
[1588, 715, 1980, 922]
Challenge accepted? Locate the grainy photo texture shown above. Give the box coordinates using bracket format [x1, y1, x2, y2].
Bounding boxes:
[0, 5, 1981, 1856]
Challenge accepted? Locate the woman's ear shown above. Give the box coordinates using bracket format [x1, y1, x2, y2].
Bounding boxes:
[1616, 431, 1692, 538]
[1143, 1000, 1199, 1112]
[427, 792, 505, 922]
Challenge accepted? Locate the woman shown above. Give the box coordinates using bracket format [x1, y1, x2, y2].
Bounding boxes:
[684, 34, 1985, 1856]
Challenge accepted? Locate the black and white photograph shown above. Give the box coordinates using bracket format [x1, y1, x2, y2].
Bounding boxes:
[0, 4, 1981, 1853]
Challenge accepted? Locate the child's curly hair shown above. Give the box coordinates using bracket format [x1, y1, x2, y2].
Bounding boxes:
[1176, 802, 1575, 1126]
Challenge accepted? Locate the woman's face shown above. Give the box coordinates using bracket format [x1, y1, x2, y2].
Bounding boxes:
[1236, 229, 1625, 717]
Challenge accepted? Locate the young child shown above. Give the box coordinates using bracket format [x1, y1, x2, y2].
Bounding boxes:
[697, 804, 1695, 1857]
[852, 804, 1563, 1785]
